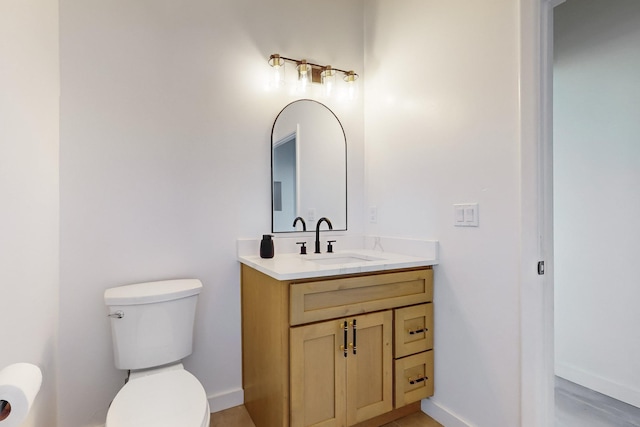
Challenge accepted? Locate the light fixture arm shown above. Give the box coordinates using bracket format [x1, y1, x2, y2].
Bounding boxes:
[268, 54, 358, 82]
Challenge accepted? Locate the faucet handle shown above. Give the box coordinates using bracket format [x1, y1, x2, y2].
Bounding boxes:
[296, 241, 307, 255]
[327, 240, 336, 253]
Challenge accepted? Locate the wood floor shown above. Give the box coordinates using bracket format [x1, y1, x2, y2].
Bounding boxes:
[210, 378, 640, 427]
[555, 376, 640, 427]
[210, 405, 443, 427]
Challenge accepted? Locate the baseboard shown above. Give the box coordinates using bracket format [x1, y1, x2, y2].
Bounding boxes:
[208, 387, 244, 413]
[556, 363, 640, 408]
[421, 398, 475, 427]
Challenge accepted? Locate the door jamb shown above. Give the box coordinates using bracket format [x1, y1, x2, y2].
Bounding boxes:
[520, 0, 564, 426]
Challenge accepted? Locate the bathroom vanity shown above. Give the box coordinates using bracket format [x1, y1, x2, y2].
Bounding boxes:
[239, 250, 436, 427]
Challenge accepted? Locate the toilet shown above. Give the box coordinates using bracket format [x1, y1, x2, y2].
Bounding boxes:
[104, 279, 210, 427]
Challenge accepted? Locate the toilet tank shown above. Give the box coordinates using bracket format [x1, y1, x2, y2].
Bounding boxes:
[104, 279, 203, 370]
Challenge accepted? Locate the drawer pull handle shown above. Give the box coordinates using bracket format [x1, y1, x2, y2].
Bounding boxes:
[408, 375, 428, 385]
[408, 328, 428, 335]
[342, 321, 348, 358]
[352, 319, 357, 355]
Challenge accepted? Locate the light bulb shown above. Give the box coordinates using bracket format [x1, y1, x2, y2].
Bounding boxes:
[343, 71, 358, 100]
[268, 54, 285, 88]
[297, 60, 311, 92]
[321, 66, 336, 97]
[272, 66, 284, 87]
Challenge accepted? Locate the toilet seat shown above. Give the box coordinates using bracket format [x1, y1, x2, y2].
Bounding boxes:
[106, 368, 210, 427]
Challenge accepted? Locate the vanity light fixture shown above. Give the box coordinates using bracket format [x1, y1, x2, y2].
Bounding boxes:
[343, 70, 358, 100]
[268, 53, 358, 96]
[321, 65, 336, 96]
[268, 54, 286, 87]
[343, 70, 358, 84]
[297, 60, 312, 91]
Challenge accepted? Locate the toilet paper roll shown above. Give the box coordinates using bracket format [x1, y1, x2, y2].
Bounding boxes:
[0, 363, 42, 427]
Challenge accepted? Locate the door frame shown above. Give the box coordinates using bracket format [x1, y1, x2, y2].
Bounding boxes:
[519, 0, 565, 426]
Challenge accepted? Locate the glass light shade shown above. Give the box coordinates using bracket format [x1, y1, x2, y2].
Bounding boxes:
[343, 70, 358, 83]
[297, 60, 312, 92]
[321, 66, 336, 97]
[343, 71, 359, 100]
[268, 54, 285, 88]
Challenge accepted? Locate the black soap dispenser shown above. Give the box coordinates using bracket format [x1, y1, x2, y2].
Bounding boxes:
[260, 234, 274, 259]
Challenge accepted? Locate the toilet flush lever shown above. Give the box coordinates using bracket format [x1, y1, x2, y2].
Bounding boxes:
[107, 310, 124, 319]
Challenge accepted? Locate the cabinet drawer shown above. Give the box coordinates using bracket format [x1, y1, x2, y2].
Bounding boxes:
[394, 303, 433, 358]
[290, 269, 433, 326]
[394, 350, 434, 408]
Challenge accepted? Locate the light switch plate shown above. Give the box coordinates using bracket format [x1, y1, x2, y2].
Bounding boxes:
[453, 203, 479, 227]
[369, 206, 378, 223]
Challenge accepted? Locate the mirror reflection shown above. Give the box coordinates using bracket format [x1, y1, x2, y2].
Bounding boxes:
[272, 99, 347, 233]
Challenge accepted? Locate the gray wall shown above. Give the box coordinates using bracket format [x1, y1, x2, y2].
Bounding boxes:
[0, 0, 59, 425]
[554, 0, 640, 408]
[365, 1, 522, 425]
[58, 0, 364, 425]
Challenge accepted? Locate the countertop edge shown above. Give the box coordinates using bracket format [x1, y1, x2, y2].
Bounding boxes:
[238, 252, 438, 281]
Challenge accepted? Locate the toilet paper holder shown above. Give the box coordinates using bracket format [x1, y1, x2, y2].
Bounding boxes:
[0, 400, 10, 421]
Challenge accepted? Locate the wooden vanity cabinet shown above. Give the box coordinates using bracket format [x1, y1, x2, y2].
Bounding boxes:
[241, 265, 434, 427]
[393, 304, 434, 407]
[290, 310, 393, 427]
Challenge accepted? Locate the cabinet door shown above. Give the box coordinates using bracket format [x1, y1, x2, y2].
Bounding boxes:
[346, 311, 393, 426]
[290, 311, 394, 427]
[291, 320, 347, 427]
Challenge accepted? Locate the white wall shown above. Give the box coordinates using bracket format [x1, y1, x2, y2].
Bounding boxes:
[0, 1, 549, 425]
[553, 0, 640, 408]
[58, 0, 364, 425]
[364, 1, 522, 426]
[0, 0, 59, 425]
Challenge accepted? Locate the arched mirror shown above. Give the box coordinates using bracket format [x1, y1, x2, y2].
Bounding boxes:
[271, 99, 347, 233]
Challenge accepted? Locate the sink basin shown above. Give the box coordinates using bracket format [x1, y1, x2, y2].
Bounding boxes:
[307, 253, 383, 265]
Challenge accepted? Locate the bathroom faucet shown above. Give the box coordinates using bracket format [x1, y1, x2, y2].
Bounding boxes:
[314, 217, 333, 254]
[293, 216, 306, 231]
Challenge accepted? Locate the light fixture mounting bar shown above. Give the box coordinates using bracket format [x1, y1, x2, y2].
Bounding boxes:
[268, 53, 358, 83]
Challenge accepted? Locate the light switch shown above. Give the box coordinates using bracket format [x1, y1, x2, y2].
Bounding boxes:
[464, 207, 474, 222]
[454, 206, 465, 224]
[465, 203, 479, 226]
[454, 203, 479, 227]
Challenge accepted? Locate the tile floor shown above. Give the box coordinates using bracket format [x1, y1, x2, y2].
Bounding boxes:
[210, 405, 443, 427]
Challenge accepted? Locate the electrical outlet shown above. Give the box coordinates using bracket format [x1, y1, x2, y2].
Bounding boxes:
[369, 206, 378, 223]
[308, 208, 316, 222]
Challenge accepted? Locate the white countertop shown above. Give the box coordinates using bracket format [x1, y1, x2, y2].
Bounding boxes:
[238, 248, 438, 281]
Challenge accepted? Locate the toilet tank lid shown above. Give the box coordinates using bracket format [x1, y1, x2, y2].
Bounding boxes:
[104, 279, 203, 306]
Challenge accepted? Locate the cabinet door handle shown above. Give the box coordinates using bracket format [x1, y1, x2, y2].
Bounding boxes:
[352, 319, 357, 355]
[342, 321, 348, 358]
[408, 327, 428, 335]
[408, 375, 428, 385]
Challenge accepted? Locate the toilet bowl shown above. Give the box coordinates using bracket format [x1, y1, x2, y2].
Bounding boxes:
[104, 279, 210, 427]
[106, 364, 210, 427]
